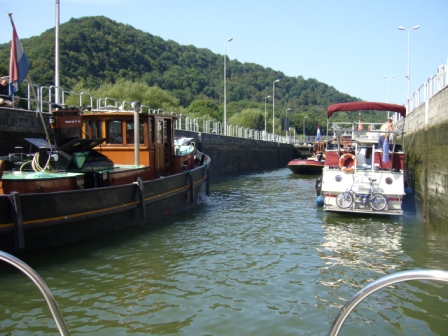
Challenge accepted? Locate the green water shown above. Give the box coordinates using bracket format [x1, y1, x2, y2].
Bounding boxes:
[0, 169, 447, 335]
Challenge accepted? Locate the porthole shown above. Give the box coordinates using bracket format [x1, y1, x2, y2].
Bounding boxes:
[335, 175, 342, 182]
[385, 177, 393, 185]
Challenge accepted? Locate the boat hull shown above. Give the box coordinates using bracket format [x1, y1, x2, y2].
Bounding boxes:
[287, 159, 324, 175]
[0, 159, 209, 253]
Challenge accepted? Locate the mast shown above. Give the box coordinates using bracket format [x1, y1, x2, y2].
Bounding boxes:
[55, 0, 60, 104]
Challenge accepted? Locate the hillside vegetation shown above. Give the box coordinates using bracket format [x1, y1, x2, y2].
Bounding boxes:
[0, 16, 383, 135]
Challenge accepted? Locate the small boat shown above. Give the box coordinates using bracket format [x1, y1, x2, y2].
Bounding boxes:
[0, 98, 210, 254]
[288, 142, 325, 175]
[317, 102, 406, 215]
[287, 155, 325, 175]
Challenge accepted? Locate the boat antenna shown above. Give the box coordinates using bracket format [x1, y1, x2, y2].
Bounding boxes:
[55, 0, 60, 104]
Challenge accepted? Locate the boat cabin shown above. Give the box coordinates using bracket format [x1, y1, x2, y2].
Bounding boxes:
[0, 106, 197, 194]
[324, 123, 404, 173]
[51, 107, 196, 179]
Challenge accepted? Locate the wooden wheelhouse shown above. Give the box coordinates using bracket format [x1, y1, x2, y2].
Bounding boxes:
[82, 111, 174, 179]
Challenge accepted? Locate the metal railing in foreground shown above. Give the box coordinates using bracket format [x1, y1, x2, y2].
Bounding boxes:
[327, 269, 448, 336]
[1, 249, 447, 336]
[0, 250, 70, 336]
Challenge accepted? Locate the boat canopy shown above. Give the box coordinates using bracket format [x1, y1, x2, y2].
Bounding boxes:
[327, 102, 406, 118]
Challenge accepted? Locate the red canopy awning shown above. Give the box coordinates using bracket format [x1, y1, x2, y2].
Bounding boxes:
[327, 102, 406, 118]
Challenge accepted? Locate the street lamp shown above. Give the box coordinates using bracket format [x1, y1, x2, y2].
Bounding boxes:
[224, 37, 233, 136]
[272, 79, 280, 137]
[285, 108, 291, 143]
[264, 95, 270, 137]
[398, 25, 420, 100]
[303, 116, 308, 143]
[382, 75, 396, 118]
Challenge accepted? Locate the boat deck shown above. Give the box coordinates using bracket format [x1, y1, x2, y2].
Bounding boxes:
[323, 204, 403, 216]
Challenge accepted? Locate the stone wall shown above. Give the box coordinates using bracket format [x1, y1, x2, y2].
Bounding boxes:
[177, 130, 295, 180]
[0, 108, 52, 153]
[396, 87, 448, 226]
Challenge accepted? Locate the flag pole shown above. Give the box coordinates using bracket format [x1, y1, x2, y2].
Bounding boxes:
[8, 12, 53, 150]
[55, 0, 60, 104]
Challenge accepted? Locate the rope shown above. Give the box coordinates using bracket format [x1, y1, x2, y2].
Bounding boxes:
[30, 153, 52, 173]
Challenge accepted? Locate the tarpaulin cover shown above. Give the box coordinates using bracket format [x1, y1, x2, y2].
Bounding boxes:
[327, 102, 406, 118]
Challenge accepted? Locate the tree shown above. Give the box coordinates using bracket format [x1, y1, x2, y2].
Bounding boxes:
[0, 15, 368, 122]
[228, 108, 264, 130]
[187, 100, 221, 120]
[66, 78, 180, 111]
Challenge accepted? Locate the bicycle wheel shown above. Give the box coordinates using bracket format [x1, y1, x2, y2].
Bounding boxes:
[369, 193, 388, 211]
[336, 192, 353, 209]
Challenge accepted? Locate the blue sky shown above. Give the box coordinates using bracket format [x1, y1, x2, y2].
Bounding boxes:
[0, 0, 447, 105]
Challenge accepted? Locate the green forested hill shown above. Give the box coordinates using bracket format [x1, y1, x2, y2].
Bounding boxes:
[0, 16, 375, 134]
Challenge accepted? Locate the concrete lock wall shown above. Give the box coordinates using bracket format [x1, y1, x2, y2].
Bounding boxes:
[0, 108, 52, 153]
[397, 86, 448, 226]
[176, 130, 295, 180]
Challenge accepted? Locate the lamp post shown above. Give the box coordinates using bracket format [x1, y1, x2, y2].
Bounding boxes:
[382, 75, 396, 118]
[285, 108, 291, 143]
[303, 116, 308, 143]
[264, 95, 270, 138]
[398, 26, 420, 100]
[224, 37, 233, 136]
[272, 79, 280, 137]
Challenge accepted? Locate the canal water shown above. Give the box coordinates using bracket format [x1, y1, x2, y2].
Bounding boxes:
[0, 169, 447, 335]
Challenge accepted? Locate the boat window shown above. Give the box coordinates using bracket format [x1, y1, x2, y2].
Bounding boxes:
[85, 119, 102, 139]
[156, 120, 164, 144]
[164, 120, 169, 144]
[126, 120, 144, 144]
[107, 120, 123, 144]
[148, 118, 153, 145]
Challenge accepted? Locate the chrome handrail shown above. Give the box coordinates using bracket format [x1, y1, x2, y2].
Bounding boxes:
[0, 251, 70, 336]
[328, 269, 448, 336]
[1, 252, 446, 336]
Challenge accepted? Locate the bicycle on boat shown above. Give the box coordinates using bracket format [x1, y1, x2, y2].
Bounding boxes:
[336, 177, 388, 211]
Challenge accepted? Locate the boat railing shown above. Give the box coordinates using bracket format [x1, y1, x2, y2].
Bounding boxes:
[327, 269, 448, 336]
[331, 121, 403, 147]
[98, 97, 118, 109]
[39, 85, 79, 112]
[0, 250, 70, 336]
[2, 249, 446, 336]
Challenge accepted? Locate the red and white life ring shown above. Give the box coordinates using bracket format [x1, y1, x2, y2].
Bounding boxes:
[338, 153, 356, 173]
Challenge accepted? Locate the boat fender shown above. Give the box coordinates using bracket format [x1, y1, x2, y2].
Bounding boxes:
[338, 153, 356, 173]
[315, 176, 322, 196]
[316, 195, 324, 207]
[405, 186, 413, 195]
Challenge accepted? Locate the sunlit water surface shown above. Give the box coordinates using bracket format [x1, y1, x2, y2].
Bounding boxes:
[1, 169, 447, 335]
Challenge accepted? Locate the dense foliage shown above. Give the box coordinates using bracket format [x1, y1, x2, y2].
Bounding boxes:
[0, 16, 385, 135]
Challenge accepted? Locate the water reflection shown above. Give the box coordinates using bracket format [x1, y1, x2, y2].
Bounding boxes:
[319, 217, 404, 274]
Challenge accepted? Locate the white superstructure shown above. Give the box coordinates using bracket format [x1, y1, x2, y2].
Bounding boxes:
[319, 102, 406, 216]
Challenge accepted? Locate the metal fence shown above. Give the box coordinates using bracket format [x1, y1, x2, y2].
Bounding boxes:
[406, 59, 448, 113]
[12, 59, 447, 144]
[12, 82, 318, 144]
